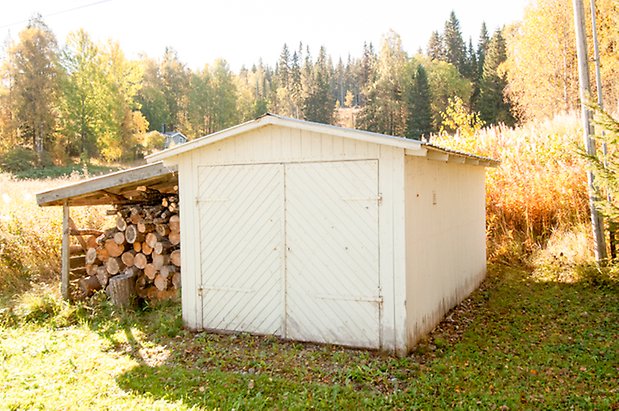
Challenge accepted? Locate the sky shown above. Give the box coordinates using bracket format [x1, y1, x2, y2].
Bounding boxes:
[1, 0, 531, 70]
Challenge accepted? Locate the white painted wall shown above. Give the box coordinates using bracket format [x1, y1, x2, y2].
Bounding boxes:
[404, 156, 487, 348]
[165, 124, 408, 353]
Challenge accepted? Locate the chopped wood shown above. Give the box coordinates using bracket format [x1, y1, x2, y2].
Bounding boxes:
[168, 230, 180, 246]
[124, 225, 144, 244]
[106, 268, 137, 308]
[86, 235, 99, 249]
[144, 263, 158, 280]
[145, 232, 161, 248]
[116, 216, 127, 231]
[113, 231, 125, 245]
[96, 266, 109, 287]
[155, 223, 170, 237]
[154, 274, 168, 291]
[135, 274, 147, 291]
[121, 251, 135, 267]
[133, 253, 148, 269]
[152, 253, 169, 269]
[79, 275, 102, 298]
[105, 257, 126, 275]
[137, 286, 176, 300]
[160, 264, 177, 278]
[142, 242, 153, 255]
[85, 247, 98, 265]
[153, 240, 173, 255]
[170, 249, 181, 267]
[172, 272, 181, 289]
[104, 239, 124, 258]
[70, 188, 180, 303]
[86, 263, 98, 276]
[168, 215, 180, 232]
[137, 221, 155, 233]
[96, 247, 110, 262]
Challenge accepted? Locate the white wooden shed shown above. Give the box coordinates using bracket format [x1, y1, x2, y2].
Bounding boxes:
[147, 113, 497, 354]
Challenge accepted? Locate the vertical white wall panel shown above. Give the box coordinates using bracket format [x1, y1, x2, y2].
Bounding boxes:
[198, 164, 284, 335]
[285, 160, 381, 348]
[404, 157, 487, 347]
[177, 153, 201, 329]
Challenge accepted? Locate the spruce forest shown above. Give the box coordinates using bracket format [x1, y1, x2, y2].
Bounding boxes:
[1, 0, 617, 166]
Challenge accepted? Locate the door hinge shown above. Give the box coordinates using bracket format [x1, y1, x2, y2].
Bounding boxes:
[197, 287, 204, 296]
[377, 193, 383, 206]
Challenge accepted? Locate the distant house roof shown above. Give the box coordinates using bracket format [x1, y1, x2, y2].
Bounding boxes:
[163, 131, 188, 149]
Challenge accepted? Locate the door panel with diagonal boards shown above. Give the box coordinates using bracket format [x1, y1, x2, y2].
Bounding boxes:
[285, 160, 381, 348]
[198, 164, 283, 335]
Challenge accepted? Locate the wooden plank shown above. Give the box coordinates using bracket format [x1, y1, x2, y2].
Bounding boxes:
[68, 218, 88, 251]
[70, 255, 86, 269]
[70, 229, 103, 237]
[61, 202, 70, 300]
[36, 162, 177, 207]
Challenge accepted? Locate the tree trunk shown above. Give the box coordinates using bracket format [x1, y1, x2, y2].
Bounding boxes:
[106, 268, 137, 308]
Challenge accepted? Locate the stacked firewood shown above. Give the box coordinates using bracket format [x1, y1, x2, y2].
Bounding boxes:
[79, 193, 181, 302]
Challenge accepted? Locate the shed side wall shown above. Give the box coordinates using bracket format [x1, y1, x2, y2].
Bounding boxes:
[169, 124, 408, 353]
[404, 156, 486, 349]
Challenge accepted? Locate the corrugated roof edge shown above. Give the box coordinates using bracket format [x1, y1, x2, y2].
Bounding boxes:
[146, 113, 499, 166]
[421, 143, 500, 167]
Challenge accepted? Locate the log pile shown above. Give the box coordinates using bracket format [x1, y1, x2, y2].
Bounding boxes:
[78, 194, 181, 302]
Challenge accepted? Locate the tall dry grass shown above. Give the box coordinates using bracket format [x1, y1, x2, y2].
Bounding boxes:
[432, 114, 591, 263]
[0, 173, 108, 295]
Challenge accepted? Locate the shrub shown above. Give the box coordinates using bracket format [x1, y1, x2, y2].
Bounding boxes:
[432, 114, 589, 262]
[0, 147, 38, 173]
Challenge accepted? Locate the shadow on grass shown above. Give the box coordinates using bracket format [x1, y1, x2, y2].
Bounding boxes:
[108, 265, 619, 409]
[5, 263, 616, 409]
[123, 264, 619, 408]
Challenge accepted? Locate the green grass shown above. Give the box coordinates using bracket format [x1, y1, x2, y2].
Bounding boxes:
[12, 163, 121, 180]
[1, 264, 618, 410]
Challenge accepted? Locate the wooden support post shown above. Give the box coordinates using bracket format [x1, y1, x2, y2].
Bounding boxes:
[61, 201, 71, 300]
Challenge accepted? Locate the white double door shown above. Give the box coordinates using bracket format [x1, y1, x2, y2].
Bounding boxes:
[197, 160, 381, 348]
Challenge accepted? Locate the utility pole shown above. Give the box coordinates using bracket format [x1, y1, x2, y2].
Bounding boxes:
[589, 0, 615, 258]
[573, 0, 607, 261]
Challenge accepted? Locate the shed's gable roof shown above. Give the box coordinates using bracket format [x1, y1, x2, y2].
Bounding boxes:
[146, 113, 498, 166]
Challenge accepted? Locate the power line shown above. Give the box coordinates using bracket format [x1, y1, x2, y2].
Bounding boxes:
[0, 0, 114, 30]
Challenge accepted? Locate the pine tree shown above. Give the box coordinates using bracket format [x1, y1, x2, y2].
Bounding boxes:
[477, 22, 490, 76]
[478, 29, 514, 125]
[276, 43, 290, 89]
[406, 64, 433, 139]
[427, 31, 444, 61]
[443, 11, 467, 75]
[302, 46, 334, 124]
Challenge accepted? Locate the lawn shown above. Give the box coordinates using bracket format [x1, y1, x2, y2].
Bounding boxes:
[1, 264, 617, 410]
